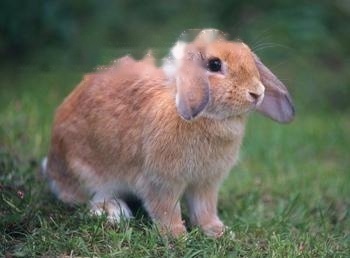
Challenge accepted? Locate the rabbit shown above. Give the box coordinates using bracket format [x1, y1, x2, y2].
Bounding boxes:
[41, 29, 294, 238]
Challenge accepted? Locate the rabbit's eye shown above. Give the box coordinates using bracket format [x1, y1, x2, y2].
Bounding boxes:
[207, 58, 222, 72]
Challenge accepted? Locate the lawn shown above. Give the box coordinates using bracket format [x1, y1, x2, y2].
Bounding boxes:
[1, 62, 349, 257]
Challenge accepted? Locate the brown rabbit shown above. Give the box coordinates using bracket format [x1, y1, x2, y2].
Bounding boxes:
[42, 29, 294, 238]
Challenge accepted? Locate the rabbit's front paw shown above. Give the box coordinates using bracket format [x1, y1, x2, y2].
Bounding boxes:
[201, 220, 225, 238]
[158, 222, 187, 238]
[170, 223, 187, 237]
[90, 199, 133, 223]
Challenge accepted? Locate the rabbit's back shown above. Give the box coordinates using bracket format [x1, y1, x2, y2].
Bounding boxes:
[50, 57, 172, 176]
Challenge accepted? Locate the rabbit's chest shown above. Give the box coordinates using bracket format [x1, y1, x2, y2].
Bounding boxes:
[184, 136, 242, 180]
[144, 131, 243, 183]
[143, 116, 246, 182]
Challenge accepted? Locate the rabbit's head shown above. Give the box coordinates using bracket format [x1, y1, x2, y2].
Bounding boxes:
[163, 29, 294, 123]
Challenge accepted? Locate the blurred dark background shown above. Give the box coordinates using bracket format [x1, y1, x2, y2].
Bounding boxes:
[0, 0, 349, 113]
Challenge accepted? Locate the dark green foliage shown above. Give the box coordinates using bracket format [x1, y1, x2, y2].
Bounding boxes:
[1, 1, 349, 58]
[1, 1, 349, 111]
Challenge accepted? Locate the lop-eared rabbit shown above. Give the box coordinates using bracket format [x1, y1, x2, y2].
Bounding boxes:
[42, 29, 294, 237]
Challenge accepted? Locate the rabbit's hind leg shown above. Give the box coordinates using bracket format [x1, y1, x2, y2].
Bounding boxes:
[42, 156, 88, 204]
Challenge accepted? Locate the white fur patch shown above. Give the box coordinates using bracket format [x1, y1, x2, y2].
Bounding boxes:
[162, 41, 187, 80]
[90, 199, 133, 222]
[49, 180, 61, 197]
[41, 157, 48, 176]
[40, 157, 62, 198]
[171, 41, 186, 60]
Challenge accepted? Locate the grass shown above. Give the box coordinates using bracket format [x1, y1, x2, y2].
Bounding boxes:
[1, 63, 349, 257]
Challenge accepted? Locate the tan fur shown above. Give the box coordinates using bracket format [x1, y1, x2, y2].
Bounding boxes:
[44, 29, 294, 238]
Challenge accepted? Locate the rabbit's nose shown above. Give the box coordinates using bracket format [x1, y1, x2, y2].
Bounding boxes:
[247, 91, 264, 106]
[248, 92, 261, 101]
[247, 91, 263, 104]
[247, 82, 265, 104]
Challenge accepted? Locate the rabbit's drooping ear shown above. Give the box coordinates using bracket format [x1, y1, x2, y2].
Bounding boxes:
[254, 54, 295, 123]
[173, 44, 210, 121]
[176, 57, 210, 121]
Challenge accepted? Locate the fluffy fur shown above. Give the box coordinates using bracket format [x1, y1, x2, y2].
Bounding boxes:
[43, 29, 294, 237]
